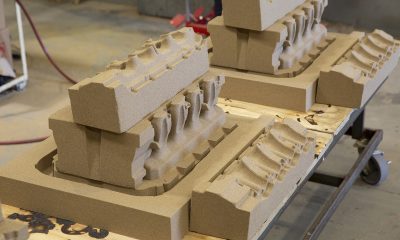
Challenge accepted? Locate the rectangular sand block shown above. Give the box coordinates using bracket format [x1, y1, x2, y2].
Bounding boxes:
[190, 119, 316, 240]
[221, 0, 306, 31]
[316, 30, 400, 108]
[213, 32, 362, 112]
[209, 16, 287, 74]
[69, 27, 209, 133]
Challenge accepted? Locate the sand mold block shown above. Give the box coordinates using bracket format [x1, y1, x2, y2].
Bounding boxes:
[52, 72, 227, 192]
[2, 27, 319, 240]
[69, 27, 209, 133]
[0, 115, 277, 240]
[317, 30, 400, 108]
[222, 0, 308, 31]
[210, 0, 329, 76]
[213, 32, 362, 112]
[190, 119, 316, 240]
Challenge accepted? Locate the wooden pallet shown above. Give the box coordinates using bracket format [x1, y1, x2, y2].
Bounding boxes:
[1, 99, 353, 240]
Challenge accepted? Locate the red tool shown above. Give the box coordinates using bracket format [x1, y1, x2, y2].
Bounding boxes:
[170, 0, 216, 35]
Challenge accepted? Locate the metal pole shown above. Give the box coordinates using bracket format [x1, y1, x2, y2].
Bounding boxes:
[16, 3, 28, 81]
[185, 0, 191, 22]
[303, 129, 383, 240]
[0, 2, 28, 93]
[351, 110, 365, 140]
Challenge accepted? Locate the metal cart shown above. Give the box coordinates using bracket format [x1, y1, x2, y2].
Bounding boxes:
[0, 2, 28, 94]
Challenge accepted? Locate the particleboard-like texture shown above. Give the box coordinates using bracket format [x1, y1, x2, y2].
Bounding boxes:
[1, 100, 353, 240]
[1, 205, 223, 240]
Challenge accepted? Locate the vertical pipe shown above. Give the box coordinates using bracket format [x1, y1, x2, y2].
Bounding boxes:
[0, 2, 28, 93]
[16, 3, 28, 81]
[185, 0, 191, 22]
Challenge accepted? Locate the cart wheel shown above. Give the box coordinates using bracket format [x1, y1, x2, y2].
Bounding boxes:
[361, 150, 390, 185]
[14, 81, 27, 91]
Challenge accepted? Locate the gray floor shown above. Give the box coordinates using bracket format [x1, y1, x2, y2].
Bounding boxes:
[1, 1, 399, 239]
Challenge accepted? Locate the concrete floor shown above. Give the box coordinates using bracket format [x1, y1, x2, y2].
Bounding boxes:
[1, 1, 399, 239]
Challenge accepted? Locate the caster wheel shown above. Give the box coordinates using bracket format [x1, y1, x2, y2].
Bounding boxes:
[361, 150, 390, 185]
[14, 81, 27, 91]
